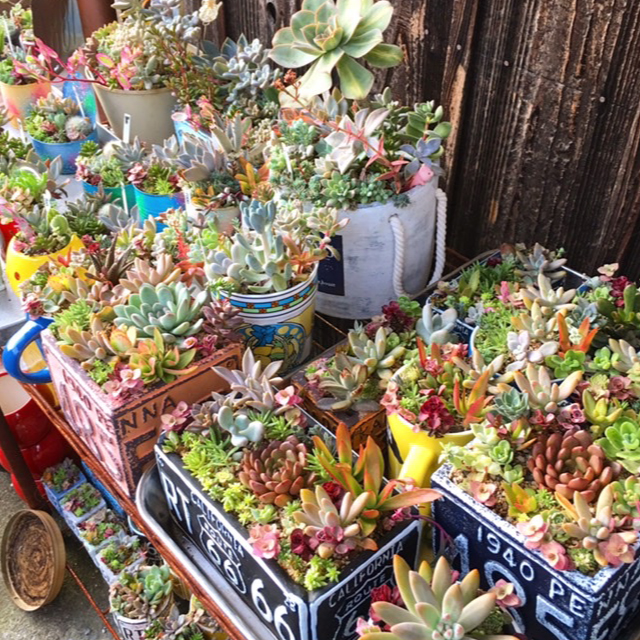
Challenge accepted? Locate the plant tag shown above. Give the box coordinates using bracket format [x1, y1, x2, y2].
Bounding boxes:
[3, 18, 15, 55]
[73, 87, 85, 118]
[120, 183, 129, 215]
[122, 113, 131, 144]
[184, 187, 196, 219]
[17, 122, 26, 142]
[43, 190, 52, 212]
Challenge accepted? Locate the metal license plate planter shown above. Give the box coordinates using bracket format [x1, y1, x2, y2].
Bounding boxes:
[431, 465, 640, 640]
[42, 331, 242, 496]
[155, 437, 421, 640]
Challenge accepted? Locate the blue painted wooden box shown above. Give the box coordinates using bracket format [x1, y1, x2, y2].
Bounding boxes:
[432, 464, 640, 640]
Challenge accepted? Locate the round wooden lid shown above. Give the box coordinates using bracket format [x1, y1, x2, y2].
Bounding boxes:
[1, 510, 66, 611]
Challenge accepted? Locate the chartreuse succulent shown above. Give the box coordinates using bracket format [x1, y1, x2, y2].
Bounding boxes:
[114, 282, 208, 343]
[597, 416, 640, 473]
[269, 0, 403, 99]
[611, 477, 640, 518]
[582, 389, 624, 432]
[361, 555, 512, 640]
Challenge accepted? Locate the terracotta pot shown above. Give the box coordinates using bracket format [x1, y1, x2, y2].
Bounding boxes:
[0, 80, 51, 125]
[91, 81, 177, 146]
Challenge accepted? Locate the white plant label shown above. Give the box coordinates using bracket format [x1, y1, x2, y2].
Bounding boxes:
[122, 113, 132, 144]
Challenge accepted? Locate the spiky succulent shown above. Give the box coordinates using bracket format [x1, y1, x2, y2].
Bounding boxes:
[514, 242, 567, 283]
[361, 555, 509, 640]
[316, 352, 379, 412]
[269, 0, 403, 99]
[416, 304, 458, 345]
[528, 430, 621, 502]
[293, 485, 376, 558]
[239, 435, 316, 507]
[597, 416, 640, 474]
[113, 282, 208, 343]
[560, 486, 637, 568]
[128, 328, 197, 384]
[348, 324, 405, 382]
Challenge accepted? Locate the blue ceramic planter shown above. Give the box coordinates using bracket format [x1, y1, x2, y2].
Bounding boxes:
[30, 128, 99, 174]
[133, 186, 183, 229]
[432, 464, 640, 640]
[173, 118, 211, 145]
[82, 181, 137, 209]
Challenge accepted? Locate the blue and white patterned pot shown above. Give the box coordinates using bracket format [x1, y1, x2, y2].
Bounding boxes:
[30, 128, 99, 174]
[432, 464, 640, 640]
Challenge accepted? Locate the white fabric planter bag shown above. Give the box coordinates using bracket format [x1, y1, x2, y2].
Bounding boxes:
[316, 179, 447, 319]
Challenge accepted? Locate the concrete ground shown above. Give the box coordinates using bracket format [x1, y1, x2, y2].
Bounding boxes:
[0, 469, 113, 640]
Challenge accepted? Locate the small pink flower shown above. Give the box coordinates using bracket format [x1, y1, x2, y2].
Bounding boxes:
[540, 542, 572, 571]
[248, 524, 281, 560]
[489, 579, 522, 608]
[517, 515, 549, 550]
[182, 336, 199, 349]
[470, 481, 498, 507]
[275, 386, 302, 407]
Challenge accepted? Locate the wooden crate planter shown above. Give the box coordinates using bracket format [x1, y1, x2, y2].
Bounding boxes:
[41, 331, 242, 496]
[290, 343, 387, 452]
[155, 434, 422, 640]
[431, 464, 640, 640]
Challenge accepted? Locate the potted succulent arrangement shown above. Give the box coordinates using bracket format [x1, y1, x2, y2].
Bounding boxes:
[356, 555, 520, 640]
[77, 508, 127, 556]
[42, 457, 86, 507]
[110, 564, 175, 640]
[426, 254, 640, 640]
[4, 212, 244, 495]
[0, 2, 32, 53]
[266, 0, 450, 319]
[59, 481, 106, 527]
[127, 137, 185, 224]
[293, 297, 457, 450]
[25, 93, 97, 173]
[170, 33, 280, 145]
[155, 349, 441, 640]
[0, 43, 51, 124]
[97, 535, 147, 584]
[75, 137, 146, 208]
[67, 0, 213, 144]
[202, 198, 345, 370]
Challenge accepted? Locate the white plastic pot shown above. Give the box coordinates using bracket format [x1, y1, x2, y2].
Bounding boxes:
[316, 180, 447, 319]
[113, 595, 176, 640]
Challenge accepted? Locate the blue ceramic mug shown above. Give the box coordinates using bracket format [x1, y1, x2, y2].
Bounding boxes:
[3, 316, 53, 384]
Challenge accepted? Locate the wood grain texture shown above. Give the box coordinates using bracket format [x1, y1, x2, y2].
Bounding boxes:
[200, 0, 640, 277]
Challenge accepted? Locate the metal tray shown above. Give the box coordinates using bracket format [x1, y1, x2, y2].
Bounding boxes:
[135, 465, 277, 640]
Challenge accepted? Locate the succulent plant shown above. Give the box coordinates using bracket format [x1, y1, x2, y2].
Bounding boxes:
[110, 564, 173, 620]
[114, 282, 208, 343]
[56, 316, 128, 366]
[611, 476, 640, 518]
[239, 435, 316, 507]
[493, 387, 530, 422]
[505, 330, 558, 372]
[608, 338, 640, 373]
[510, 301, 558, 341]
[361, 555, 510, 640]
[293, 485, 376, 558]
[559, 486, 637, 568]
[416, 304, 458, 345]
[504, 363, 582, 413]
[521, 273, 576, 313]
[120, 255, 182, 293]
[216, 406, 265, 447]
[596, 416, 640, 474]
[201, 297, 243, 343]
[211, 349, 284, 413]
[65, 115, 93, 141]
[528, 430, 621, 502]
[316, 352, 379, 412]
[128, 328, 197, 384]
[269, 0, 403, 99]
[348, 324, 405, 382]
[513, 242, 567, 283]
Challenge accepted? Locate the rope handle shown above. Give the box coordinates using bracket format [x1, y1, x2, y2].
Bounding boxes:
[390, 187, 448, 299]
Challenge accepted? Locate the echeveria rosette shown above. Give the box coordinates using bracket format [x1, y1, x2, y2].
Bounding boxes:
[269, 0, 403, 99]
[597, 417, 640, 474]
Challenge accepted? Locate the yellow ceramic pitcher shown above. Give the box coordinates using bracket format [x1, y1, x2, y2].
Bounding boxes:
[387, 412, 474, 487]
